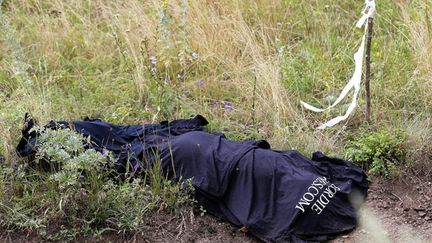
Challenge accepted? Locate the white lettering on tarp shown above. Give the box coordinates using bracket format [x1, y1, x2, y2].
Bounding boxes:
[295, 177, 341, 214]
[312, 176, 328, 189]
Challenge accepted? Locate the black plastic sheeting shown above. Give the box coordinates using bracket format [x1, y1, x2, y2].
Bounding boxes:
[17, 115, 368, 242]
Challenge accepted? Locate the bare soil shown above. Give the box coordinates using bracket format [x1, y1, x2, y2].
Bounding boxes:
[2, 174, 431, 243]
[333, 174, 432, 243]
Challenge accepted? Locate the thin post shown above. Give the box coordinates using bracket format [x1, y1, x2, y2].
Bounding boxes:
[365, 17, 374, 123]
[426, 0, 431, 36]
[252, 75, 257, 135]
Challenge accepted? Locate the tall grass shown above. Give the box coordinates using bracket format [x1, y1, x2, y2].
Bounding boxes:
[1, 0, 430, 151]
[0, 1, 429, 153]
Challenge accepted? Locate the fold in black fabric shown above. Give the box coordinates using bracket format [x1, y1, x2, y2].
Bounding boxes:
[16, 115, 368, 242]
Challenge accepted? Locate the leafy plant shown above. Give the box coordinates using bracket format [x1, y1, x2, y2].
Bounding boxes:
[344, 129, 408, 178]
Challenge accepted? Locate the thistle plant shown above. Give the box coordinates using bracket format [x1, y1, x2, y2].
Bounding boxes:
[34, 127, 109, 191]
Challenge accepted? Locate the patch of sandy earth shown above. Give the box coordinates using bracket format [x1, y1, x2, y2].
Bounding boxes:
[334, 176, 432, 243]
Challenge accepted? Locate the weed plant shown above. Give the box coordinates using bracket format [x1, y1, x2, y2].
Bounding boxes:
[344, 129, 408, 178]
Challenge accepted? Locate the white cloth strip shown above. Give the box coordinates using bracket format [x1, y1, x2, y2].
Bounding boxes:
[300, 0, 376, 129]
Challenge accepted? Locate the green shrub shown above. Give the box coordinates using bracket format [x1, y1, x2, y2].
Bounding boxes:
[344, 129, 407, 178]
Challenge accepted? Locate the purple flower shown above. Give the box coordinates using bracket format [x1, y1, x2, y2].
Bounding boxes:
[197, 80, 204, 86]
[132, 162, 141, 170]
[224, 102, 233, 111]
[213, 102, 219, 106]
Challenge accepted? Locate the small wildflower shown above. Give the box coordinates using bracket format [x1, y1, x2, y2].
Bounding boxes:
[132, 162, 141, 170]
[149, 56, 157, 65]
[102, 148, 109, 157]
[213, 102, 219, 106]
[150, 67, 157, 76]
[277, 22, 282, 28]
[192, 52, 199, 59]
[224, 102, 233, 111]
[112, 32, 118, 38]
[275, 37, 281, 43]
[177, 73, 183, 79]
[278, 46, 285, 54]
[197, 80, 204, 86]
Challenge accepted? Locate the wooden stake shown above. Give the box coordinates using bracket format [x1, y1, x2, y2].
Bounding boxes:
[365, 17, 374, 123]
[252, 75, 257, 134]
[426, 0, 431, 35]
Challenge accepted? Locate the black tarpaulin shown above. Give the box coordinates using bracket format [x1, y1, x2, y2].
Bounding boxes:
[16, 115, 368, 242]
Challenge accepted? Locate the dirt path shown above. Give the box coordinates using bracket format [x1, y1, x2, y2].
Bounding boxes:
[334, 176, 432, 243]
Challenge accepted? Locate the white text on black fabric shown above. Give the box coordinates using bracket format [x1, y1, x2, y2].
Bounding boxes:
[295, 177, 341, 215]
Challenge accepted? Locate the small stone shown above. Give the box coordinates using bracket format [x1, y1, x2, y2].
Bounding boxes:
[419, 211, 426, 217]
[425, 216, 431, 221]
